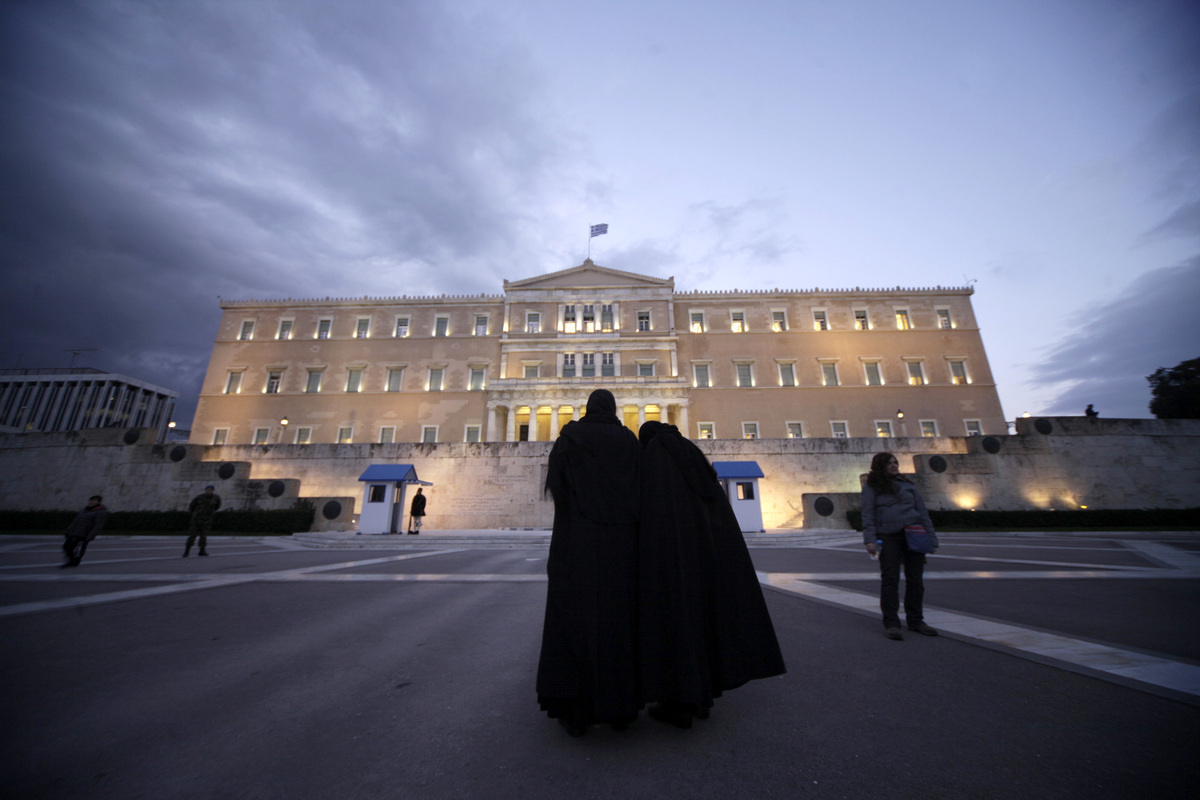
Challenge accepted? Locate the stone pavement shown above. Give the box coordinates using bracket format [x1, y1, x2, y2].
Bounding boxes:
[1, 530, 1197, 798]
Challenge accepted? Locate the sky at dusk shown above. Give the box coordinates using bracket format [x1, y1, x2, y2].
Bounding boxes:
[2, 0, 1198, 429]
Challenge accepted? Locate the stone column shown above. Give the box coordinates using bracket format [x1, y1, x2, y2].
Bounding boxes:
[637, 404, 646, 428]
[486, 405, 497, 442]
[550, 405, 559, 437]
[529, 405, 539, 441]
[677, 404, 689, 437]
[506, 405, 516, 443]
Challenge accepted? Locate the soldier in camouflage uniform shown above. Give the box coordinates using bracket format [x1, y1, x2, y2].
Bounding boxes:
[184, 485, 221, 557]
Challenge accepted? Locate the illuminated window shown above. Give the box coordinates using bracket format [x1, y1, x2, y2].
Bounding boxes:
[465, 425, 481, 443]
[638, 362, 654, 377]
[212, 428, 229, 445]
[225, 371, 243, 394]
[277, 320, 293, 340]
[742, 422, 759, 439]
[526, 312, 541, 334]
[690, 312, 705, 333]
[428, 368, 444, 391]
[830, 421, 849, 438]
[434, 317, 448, 337]
[637, 311, 650, 331]
[772, 311, 788, 332]
[601, 353, 615, 377]
[386, 368, 404, 392]
[253, 428, 270, 445]
[316, 319, 331, 339]
[582, 305, 595, 332]
[239, 321, 255, 341]
[582, 353, 595, 378]
[421, 426, 437, 443]
[949, 359, 969, 385]
[821, 362, 839, 387]
[563, 305, 576, 333]
[812, 310, 829, 331]
[601, 304, 614, 332]
[379, 427, 395, 444]
[306, 370, 323, 393]
[786, 422, 803, 438]
[469, 367, 485, 390]
[736, 363, 754, 387]
[474, 315, 488, 336]
[694, 363, 710, 388]
[356, 318, 370, 338]
[736, 482, 755, 500]
[854, 309, 870, 331]
[864, 361, 883, 386]
[395, 318, 409, 338]
[294, 427, 311, 444]
[937, 309, 953, 330]
[346, 369, 363, 393]
[895, 309, 911, 330]
[779, 363, 796, 387]
[730, 311, 746, 333]
[920, 420, 938, 437]
[265, 371, 282, 394]
[698, 422, 715, 440]
[964, 419, 982, 436]
[875, 420, 893, 437]
[524, 364, 539, 379]
[907, 361, 926, 386]
[337, 427, 353, 444]
[562, 353, 575, 377]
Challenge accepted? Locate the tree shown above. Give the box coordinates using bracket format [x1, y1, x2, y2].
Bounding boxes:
[1147, 357, 1200, 419]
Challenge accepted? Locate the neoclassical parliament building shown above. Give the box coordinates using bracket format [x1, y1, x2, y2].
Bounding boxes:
[191, 262, 1006, 446]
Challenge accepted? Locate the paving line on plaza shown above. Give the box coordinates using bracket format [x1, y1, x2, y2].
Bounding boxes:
[761, 572, 1200, 702]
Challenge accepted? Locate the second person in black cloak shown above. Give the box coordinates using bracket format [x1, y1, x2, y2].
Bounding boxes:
[636, 420, 786, 728]
[536, 389, 642, 736]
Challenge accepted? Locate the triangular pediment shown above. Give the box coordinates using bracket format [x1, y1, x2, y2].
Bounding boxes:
[504, 260, 673, 291]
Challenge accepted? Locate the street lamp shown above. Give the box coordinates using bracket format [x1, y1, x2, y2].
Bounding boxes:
[279, 416, 289, 443]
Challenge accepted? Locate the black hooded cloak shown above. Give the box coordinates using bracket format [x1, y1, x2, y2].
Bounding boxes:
[536, 390, 643, 726]
[636, 421, 785, 712]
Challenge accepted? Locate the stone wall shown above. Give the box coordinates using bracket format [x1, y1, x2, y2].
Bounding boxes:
[1, 417, 1197, 531]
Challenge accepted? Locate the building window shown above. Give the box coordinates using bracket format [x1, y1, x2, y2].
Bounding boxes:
[786, 422, 803, 438]
[582, 304, 596, 332]
[562, 353, 576, 378]
[294, 427, 312, 445]
[306, 370, 323, 393]
[736, 363, 754, 388]
[386, 368, 404, 392]
[212, 428, 229, 445]
[225, 371, 243, 394]
[474, 315, 488, 336]
[395, 318, 409, 338]
[895, 309, 911, 330]
[690, 312, 705, 333]
[637, 311, 651, 332]
[601, 304, 614, 332]
[864, 361, 883, 386]
[434, 317, 449, 337]
[421, 426, 437, 443]
[317, 319, 331, 339]
[937, 308, 953, 330]
[638, 362, 654, 377]
[831, 421, 849, 438]
[379, 427, 395, 444]
[730, 311, 746, 333]
[920, 420, 938, 437]
[948, 359, 969, 385]
[907, 361, 926, 386]
[346, 369, 363, 393]
[737, 482, 755, 500]
[601, 353, 615, 377]
[337, 427, 353, 444]
[582, 353, 596, 378]
[253, 427, 270, 445]
[694, 363, 710, 388]
[812, 310, 829, 331]
[742, 422, 759, 439]
[821, 362, 839, 387]
[239, 321, 255, 341]
[875, 421, 893, 438]
[698, 422, 715, 440]
[854, 309, 870, 331]
[526, 312, 541, 334]
[356, 318, 370, 339]
[428, 368, 444, 391]
[563, 304, 576, 333]
[964, 419, 983, 436]
[524, 364, 540, 379]
[772, 311, 788, 332]
[277, 320, 293, 340]
[265, 371, 282, 394]
[779, 363, 796, 387]
[469, 367, 485, 391]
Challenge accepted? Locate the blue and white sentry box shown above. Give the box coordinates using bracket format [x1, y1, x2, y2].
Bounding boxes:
[357, 465, 432, 534]
[712, 461, 765, 533]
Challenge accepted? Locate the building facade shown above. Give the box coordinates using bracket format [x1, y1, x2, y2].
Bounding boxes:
[0, 368, 177, 439]
[191, 262, 1006, 446]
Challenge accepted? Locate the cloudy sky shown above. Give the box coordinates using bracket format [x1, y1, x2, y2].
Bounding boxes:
[2, 0, 1198, 428]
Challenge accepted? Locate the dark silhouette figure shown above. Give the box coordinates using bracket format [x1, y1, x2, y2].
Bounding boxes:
[408, 487, 426, 534]
[61, 495, 107, 568]
[1085, 404, 1099, 419]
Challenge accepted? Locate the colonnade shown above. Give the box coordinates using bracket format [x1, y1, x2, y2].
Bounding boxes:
[485, 399, 688, 442]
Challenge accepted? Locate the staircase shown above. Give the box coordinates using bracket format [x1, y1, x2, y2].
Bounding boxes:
[289, 528, 858, 550]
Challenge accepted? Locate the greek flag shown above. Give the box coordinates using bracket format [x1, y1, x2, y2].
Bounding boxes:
[590, 223, 608, 238]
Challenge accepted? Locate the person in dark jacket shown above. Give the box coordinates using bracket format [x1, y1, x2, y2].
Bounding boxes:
[407, 487, 426, 534]
[184, 485, 221, 557]
[536, 389, 642, 737]
[636, 421, 786, 729]
[861, 452, 939, 639]
[61, 495, 107, 568]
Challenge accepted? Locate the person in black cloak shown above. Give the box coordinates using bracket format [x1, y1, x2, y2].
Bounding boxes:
[536, 389, 643, 737]
[636, 420, 786, 729]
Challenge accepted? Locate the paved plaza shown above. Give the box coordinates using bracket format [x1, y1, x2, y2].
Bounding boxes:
[2, 530, 1198, 799]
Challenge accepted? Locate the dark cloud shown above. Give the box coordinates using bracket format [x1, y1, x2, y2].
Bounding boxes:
[1030, 258, 1200, 418]
[0, 0, 569, 426]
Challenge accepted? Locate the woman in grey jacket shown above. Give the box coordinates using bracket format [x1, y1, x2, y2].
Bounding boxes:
[861, 453, 938, 640]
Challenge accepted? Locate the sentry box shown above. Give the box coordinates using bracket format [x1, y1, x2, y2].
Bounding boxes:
[357, 464, 432, 534]
[712, 461, 765, 533]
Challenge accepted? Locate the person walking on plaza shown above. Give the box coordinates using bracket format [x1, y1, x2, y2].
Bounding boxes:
[184, 485, 221, 557]
[61, 495, 107, 568]
[536, 389, 642, 737]
[407, 487, 426, 534]
[862, 452, 939, 640]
